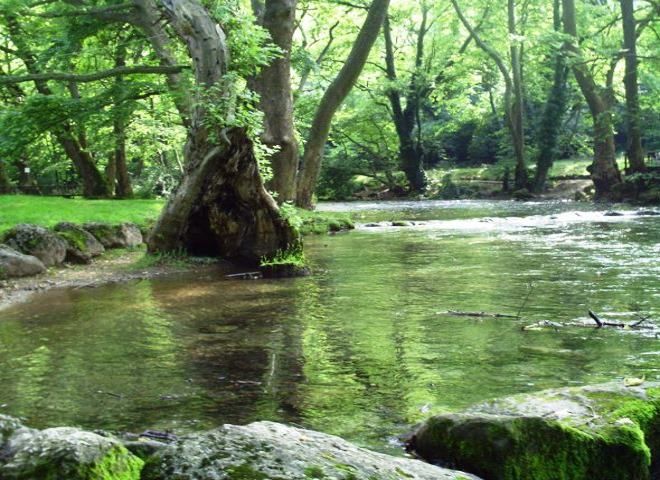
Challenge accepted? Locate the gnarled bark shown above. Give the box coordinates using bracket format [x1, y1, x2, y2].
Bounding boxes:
[295, 0, 391, 209]
[145, 0, 297, 263]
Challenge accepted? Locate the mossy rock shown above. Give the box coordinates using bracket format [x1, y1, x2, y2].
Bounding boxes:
[0, 244, 46, 279]
[82, 222, 143, 249]
[141, 421, 479, 480]
[410, 382, 660, 480]
[2, 224, 67, 267]
[0, 417, 143, 480]
[54, 222, 105, 264]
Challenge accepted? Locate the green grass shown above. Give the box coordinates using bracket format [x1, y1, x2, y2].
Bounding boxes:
[0, 195, 354, 238]
[0, 195, 164, 235]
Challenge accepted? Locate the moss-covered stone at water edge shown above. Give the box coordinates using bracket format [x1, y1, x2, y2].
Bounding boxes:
[410, 382, 660, 480]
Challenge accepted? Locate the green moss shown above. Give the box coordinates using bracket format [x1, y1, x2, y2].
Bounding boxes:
[56, 229, 88, 251]
[304, 465, 326, 478]
[1, 444, 143, 480]
[416, 413, 653, 480]
[86, 445, 144, 480]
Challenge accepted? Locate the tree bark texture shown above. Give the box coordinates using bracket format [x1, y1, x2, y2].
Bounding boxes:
[252, 0, 299, 203]
[562, 0, 622, 200]
[295, 0, 391, 208]
[620, 0, 645, 173]
[532, 0, 569, 192]
[145, 0, 297, 263]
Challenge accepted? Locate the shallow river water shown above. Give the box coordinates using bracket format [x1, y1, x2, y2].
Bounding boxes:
[1, 200, 659, 454]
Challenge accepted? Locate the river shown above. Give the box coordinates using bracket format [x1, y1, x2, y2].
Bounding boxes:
[0, 200, 658, 454]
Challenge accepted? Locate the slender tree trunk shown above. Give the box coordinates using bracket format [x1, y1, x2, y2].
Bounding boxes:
[145, 0, 297, 263]
[251, 0, 299, 203]
[532, 0, 569, 192]
[451, 0, 527, 191]
[0, 161, 10, 194]
[295, 0, 391, 208]
[508, 0, 527, 190]
[105, 154, 117, 192]
[113, 44, 134, 198]
[383, 14, 427, 193]
[620, 0, 645, 173]
[562, 0, 622, 200]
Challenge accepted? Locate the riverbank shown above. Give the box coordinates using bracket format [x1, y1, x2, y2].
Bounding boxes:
[0, 247, 227, 311]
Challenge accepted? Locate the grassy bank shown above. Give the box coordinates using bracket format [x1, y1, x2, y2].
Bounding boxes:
[0, 196, 164, 234]
[0, 195, 354, 236]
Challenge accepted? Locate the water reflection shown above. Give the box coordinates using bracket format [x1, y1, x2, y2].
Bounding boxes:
[0, 200, 658, 454]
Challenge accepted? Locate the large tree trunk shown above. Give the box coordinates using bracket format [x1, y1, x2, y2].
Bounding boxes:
[251, 0, 299, 203]
[532, 0, 569, 192]
[620, 0, 645, 173]
[295, 0, 391, 209]
[562, 0, 622, 200]
[145, 0, 297, 263]
[383, 15, 427, 193]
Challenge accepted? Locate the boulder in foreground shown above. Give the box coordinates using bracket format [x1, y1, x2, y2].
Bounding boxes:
[2, 224, 67, 267]
[142, 421, 481, 480]
[0, 244, 46, 278]
[0, 415, 143, 480]
[409, 382, 660, 480]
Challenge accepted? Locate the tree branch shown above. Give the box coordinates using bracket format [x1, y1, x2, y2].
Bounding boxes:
[0, 65, 189, 85]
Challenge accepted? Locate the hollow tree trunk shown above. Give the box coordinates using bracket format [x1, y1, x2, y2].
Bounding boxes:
[532, 0, 569, 192]
[145, 0, 297, 263]
[620, 0, 645, 173]
[251, 0, 299, 203]
[296, 0, 391, 209]
[562, 0, 622, 200]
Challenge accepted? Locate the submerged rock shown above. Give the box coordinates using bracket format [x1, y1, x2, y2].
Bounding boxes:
[0, 244, 46, 279]
[0, 415, 143, 480]
[54, 222, 105, 264]
[141, 421, 480, 480]
[83, 222, 143, 249]
[410, 382, 660, 480]
[392, 221, 414, 227]
[2, 224, 67, 267]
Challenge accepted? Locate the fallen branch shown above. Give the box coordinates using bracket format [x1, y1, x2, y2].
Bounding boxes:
[442, 310, 519, 319]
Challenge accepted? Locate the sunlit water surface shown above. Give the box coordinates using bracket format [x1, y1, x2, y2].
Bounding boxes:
[1, 200, 659, 454]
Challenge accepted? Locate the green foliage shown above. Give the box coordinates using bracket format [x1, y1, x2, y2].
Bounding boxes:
[260, 242, 306, 268]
